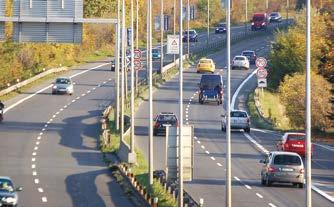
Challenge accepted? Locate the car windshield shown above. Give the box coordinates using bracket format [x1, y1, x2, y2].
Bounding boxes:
[218, 23, 226, 27]
[231, 111, 247, 117]
[235, 57, 246, 61]
[200, 60, 211, 64]
[152, 49, 159, 53]
[270, 13, 278, 17]
[242, 52, 254, 56]
[0, 179, 14, 192]
[184, 31, 195, 35]
[56, 78, 70, 84]
[274, 155, 301, 166]
[288, 134, 305, 141]
[158, 115, 177, 122]
[200, 75, 221, 89]
[253, 16, 264, 21]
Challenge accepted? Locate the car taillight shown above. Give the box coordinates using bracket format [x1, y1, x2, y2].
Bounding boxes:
[284, 143, 289, 149]
[232, 60, 234, 64]
[268, 167, 277, 173]
[176, 122, 179, 127]
[154, 122, 160, 128]
[246, 118, 250, 123]
[299, 169, 304, 174]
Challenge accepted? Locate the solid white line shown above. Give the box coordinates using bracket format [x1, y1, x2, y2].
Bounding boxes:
[42, 197, 48, 202]
[234, 176, 240, 181]
[245, 185, 252, 190]
[268, 203, 277, 207]
[32, 171, 37, 176]
[210, 156, 216, 161]
[38, 188, 44, 193]
[231, 69, 257, 110]
[312, 184, 334, 202]
[217, 163, 222, 167]
[256, 193, 263, 199]
[31, 164, 36, 169]
[205, 150, 210, 154]
[34, 179, 39, 184]
[201, 145, 205, 149]
[314, 143, 334, 152]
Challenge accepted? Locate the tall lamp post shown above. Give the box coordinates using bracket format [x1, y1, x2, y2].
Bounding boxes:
[160, 0, 164, 74]
[187, 0, 190, 58]
[121, 0, 126, 143]
[130, 0, 135, 157]
[207, 0, 210, 46]
[115, 0, 121, 131]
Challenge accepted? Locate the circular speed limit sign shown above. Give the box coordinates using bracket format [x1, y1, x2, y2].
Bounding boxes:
[256, 68, 268, 79]
[256, 57, 267, 69]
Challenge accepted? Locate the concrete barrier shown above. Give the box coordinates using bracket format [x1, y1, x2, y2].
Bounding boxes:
[0, 67, 67, 97]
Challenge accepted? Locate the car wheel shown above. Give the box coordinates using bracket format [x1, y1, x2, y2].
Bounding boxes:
[221, 125, 226, 132]
[298, 183, 304, 188]
[261, 176, 266, 186]
[244, 127, 251, 133]
[197, 70, 200, 73]
[217, 101, 220, 105]
[266, 176, 272, 186]
[153, 131, 157, 136]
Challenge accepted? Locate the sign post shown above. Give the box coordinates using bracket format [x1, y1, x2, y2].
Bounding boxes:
[255, 57, 268, 97]
[167, 35, 179, 55]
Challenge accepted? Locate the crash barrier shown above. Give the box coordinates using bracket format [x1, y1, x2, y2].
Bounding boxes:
[0, 67, 67, 97]
[191, 21, 292, 59]
[118, 164, 200, 207]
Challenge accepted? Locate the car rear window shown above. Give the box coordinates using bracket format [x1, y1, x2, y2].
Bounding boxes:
[158, 115, 177, 122]
[184, 31, 195, 35]
[231, 111, 247, 118]
[56, 78, 70, 84]
[273, 155, 301, 166]
[253, 16, 264, 21]
[0, 179, 14, 192]
[152, 49, 159, 53]
[242, 52, 254, 56]
[270, 13, 278, 16]
[235, 57, 246, 61]
[219, 23, 226, 27]
[287, 134, 305, 141]
[200, 60, 211, 64]
[200, 75, 222, 89]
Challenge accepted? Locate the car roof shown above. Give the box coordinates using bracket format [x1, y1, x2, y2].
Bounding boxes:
[270, 151, 301, 156]
[0, 176, 12, 180]
[200, 58, 212, 61]
[242, 50, 255, 53]
[231, 110, 247, 113]
[57, 77, 70, 80]
[234, 55, 247, 58]
[284, 132, 306, 136]
[159, 112, 175, 115]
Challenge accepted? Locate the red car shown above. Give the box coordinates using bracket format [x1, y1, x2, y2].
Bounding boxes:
[277, 133, 314, 157]
[251, 13, 270, 31]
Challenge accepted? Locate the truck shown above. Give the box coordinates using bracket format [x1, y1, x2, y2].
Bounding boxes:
[251, 13, 270, 31]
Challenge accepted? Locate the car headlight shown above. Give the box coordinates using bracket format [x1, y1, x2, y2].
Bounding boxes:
[251, 22, 254, 25]
[262, 22, 265, 26]
[53, 85, 57, 89]
[2, 196, 17, 204]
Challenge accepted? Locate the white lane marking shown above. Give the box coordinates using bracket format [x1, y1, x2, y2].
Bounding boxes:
[55, 111, 59, 115]
[34, 147, 38, 150]
[63, 105, 68, 109]
[37, 136, 41, 140]
[231, 69, 257, 110]
[314, 143, 334, 152]
[31, 164, 36, 169]
[109, 78, 112, 81]
[92, 87, 97, 90]
[217, 163, 222, 167]
[210, 156, 216, 161]
[251, 128, 282, 136]
[256, 193, 263, 199]
[32, 158, 36, 162]
[38, 188, 44, 193]
[52, 114, 56, 118]
[36, 141, 40, 145]
[39, 132, 43, 136]
[197, 140, 201, 144]
[243, 133, 269, 155]
[97, 84, 101, 87]
[72, 99, 76, 103]
[201, 145, 205, 149]
[42, 197, 48, 202]
[41, 128, 46, 131]
[103, 81, 107, 84]
[269, 203, 277, 207]
[81, 93, 86, 97]
[234, 176, 240, 181]
[76, 96, 80, 100]
[87, 90, 91, 93]
[32, 171, 37, 176]
[32, 152, 37, 156]
[49, 118, 53, 122]
[312, 185, 334, 202]
[194, 136, 198, 140]
[44, 124, 48, 128]
[245, 185, 252, 190]
[47, 121, 50, 124]
[186, 122, 189, 125]
[185, 118, 189, 121]
[186, 111, 188, 114]
[205, 150, 210, 154]
[34, 179, 39, 184]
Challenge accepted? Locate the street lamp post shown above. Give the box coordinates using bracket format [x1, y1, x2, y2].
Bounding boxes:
[187, 0, 190, 58]
[207, 0, 210, 46]
[130, 0, 135, 155]
[173, 0, 176, 63]
[135, 0, 139, 93]
[226, 0, 232, 206]
[115, 0, 121, 131]
[245, 0, 248, 33]
[121, 0, 126, 142]
[160, 0, 164, 74]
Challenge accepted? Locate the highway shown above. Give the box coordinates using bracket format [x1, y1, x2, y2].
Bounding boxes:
[134, 33, 334, 207]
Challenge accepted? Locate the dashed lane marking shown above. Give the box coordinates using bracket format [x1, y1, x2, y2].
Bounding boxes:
[42, 197, 48, 203]
[245, 185, 252, 190]
[201, 145, 205, 149]
[38, 188, 44, 193]
[217, 163, 222, 167]
[210, 156, 216, 161]
[205, 150, 210, 154]
[269, 203, 277, 207]
[256, 193, 263, 199]
[34, 179, 39, 184]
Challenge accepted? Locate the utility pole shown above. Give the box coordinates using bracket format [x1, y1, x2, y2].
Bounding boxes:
[160, 0, 164, 74]
[187, 0, 190, 58]
[121, 0, 126, 142]
[178, 0, 184, 206]
[226, 0, 232, 206]
[173, 0, 176, 63]
[286, 0, 289, 22]
[266, 0, 268, 10]
[135, 0, 139, 93]
[115, 0, 121, 131]
[130, 0, 135, 155]
[207, 0, 210, 46]
[305, 0, 312, 206]
[245, 0, 248, 34]
[148, 0, 154, 186]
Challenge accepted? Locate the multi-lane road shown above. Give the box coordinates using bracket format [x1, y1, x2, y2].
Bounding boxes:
[134, 34, 334, 206]
[0, 20, 333, 207]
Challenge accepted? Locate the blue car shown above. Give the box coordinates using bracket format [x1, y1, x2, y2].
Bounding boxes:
[183, 30, 198, 42]
[198, 74, 224, 105]
[152, 49, 161, 60]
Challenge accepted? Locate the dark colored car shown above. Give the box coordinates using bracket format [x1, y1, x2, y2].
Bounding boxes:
[215, 23, 227, 34]
[241, 50, 257, 64]
[152, 49, 161, 60]
[111, 57, 130, 71]
[0, 176, 23, 207]
[153, 112, 178, 136]
[198, 74, 224, 105]
[251, 13, 270, 31]
[182, 30, 198, 42]
[269, 12, 282, 23]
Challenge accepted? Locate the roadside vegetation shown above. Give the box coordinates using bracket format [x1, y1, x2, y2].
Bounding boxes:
[251, 6, 333, 137]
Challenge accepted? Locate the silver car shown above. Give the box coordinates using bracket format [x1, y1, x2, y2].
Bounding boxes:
[0, 176, 22, 207]
[52, 77, 74, 95]
[260, 151, 305, 188]
[221, 110, 250, 133]
[232, 55, 250, 70]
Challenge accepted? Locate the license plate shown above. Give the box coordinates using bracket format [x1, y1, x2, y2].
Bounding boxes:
[292, 144, 304, 148]
[281, 168, 293, 172]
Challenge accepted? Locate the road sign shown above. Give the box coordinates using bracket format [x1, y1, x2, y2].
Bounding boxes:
[134, 59, 142, 70]
[134, 49, 142, 60]
[257, 78, 267, 88]
[256, 57, 267, 68]
[167, 35, 179, 54]
[256, 68, 268, 79]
